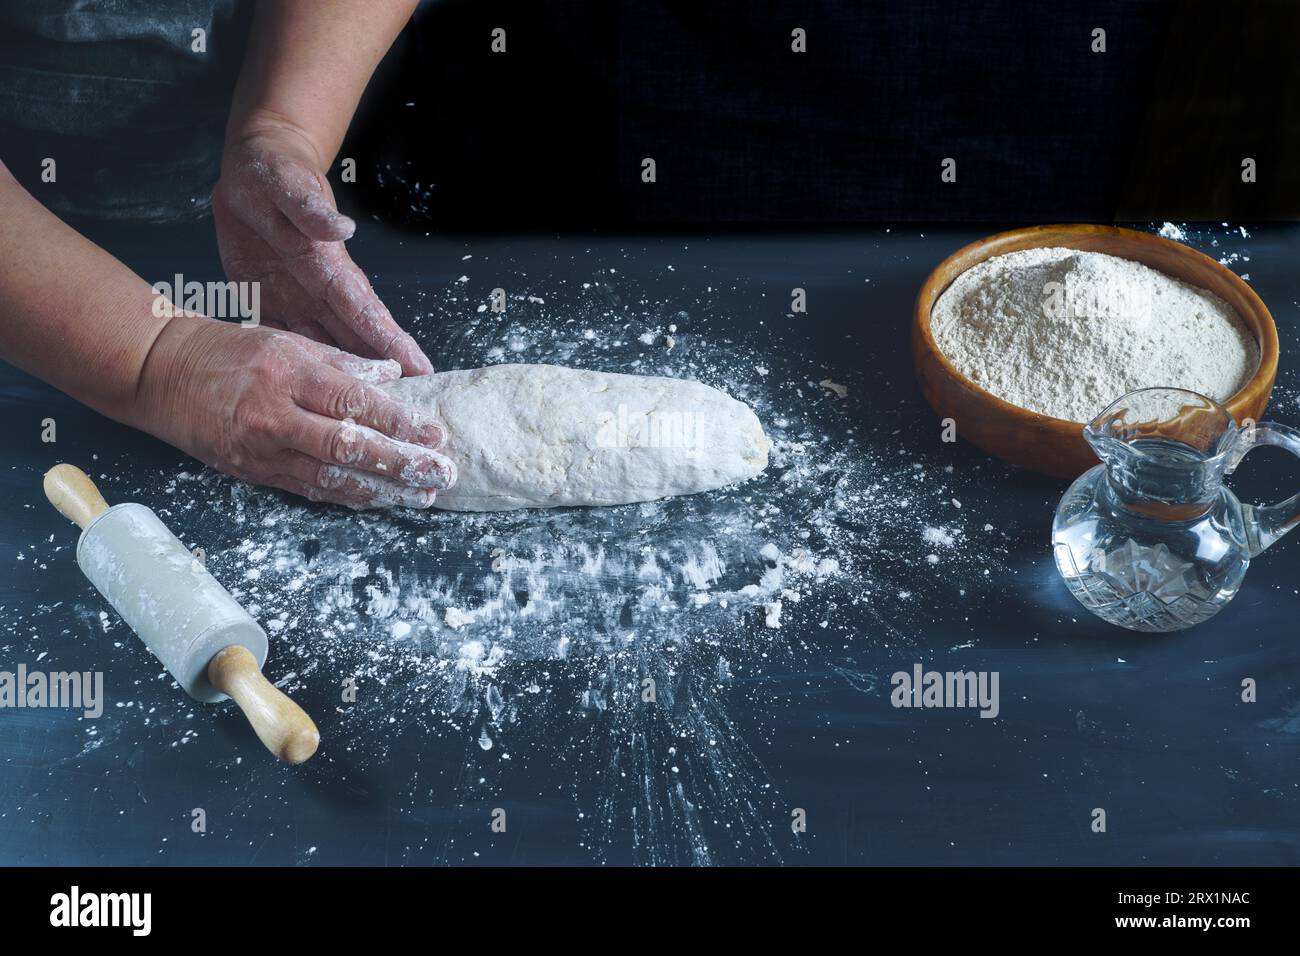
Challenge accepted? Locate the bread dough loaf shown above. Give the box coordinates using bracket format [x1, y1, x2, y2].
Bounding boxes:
[382, 364, 769, 511]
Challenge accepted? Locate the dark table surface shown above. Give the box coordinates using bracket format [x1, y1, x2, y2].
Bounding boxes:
[2, 221, 1298, 866]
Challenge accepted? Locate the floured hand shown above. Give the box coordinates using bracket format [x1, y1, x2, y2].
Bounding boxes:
[212, 126, 432, 375]
[132, 316, 455, 509]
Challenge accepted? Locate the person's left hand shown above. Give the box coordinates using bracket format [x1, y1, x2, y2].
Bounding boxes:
[212, 125, 432, 375]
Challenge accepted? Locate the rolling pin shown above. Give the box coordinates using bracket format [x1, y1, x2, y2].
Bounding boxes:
[44, 464, 320, 764]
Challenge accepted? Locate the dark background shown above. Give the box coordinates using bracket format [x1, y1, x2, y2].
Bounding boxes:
[3, 1, 1297, 226]
[350, 0, 1300, 227]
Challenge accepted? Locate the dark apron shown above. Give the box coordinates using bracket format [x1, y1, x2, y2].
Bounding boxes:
[0, 0, 252, 221]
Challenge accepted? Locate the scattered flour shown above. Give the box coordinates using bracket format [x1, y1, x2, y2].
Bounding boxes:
[444, 607, 474, 630]
[11, 252, 1010, 865]
[764, 600, 783, 628]
[923, 526, 957, 548]
[930, 247, 1258, 422]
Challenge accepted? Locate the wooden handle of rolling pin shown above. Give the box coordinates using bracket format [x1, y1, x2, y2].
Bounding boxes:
[207, 646, 321, 764]
[43, 463, 110, 529]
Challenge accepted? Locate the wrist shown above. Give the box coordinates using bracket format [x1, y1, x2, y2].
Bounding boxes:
[223, 108, 332, 176]
[128, 313, 212, 445]
[55, 279, 174, 427]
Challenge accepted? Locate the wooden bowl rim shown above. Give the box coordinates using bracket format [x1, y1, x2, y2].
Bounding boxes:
[913, 223, 1280, 431]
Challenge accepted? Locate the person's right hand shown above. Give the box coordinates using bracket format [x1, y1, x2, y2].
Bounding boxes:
[131, 315, 455, 509]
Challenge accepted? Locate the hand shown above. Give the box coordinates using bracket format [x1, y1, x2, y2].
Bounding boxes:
[133, 315, 455, 509]
[212, 125, 432, 375]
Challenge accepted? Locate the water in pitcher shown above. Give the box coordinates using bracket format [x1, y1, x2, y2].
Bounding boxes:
[1052, 388, 1300, 632]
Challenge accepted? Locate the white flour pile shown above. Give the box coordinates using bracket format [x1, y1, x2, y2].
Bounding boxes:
[930, 247, 1258, 422]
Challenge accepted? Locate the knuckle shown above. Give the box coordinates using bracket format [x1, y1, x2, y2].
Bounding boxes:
[374, 402, 404, 438]
[246, 350, 283, 390]
[231, 398, 266, 435]
[231, 394, 285, 446]
[351, 298, 385, 332]
[327, 380, 370, 421]
[221, 446, 252, 478]
[320, 262, 349, 300]
[326, 423, 364, 465]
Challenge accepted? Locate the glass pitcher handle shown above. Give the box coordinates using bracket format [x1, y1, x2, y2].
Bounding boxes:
[1227, 421, 1300, 557]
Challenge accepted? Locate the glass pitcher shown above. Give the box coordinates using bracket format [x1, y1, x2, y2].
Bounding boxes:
[1052, 387, 1300, 632]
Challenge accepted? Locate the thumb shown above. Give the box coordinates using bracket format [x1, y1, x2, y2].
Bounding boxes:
[266, 156, 355, 242]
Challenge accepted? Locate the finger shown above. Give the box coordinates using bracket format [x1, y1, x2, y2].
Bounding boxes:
[233, 155, 354, 246]
[293, 365, 446, 447]
[270, 449, 440, 506]
[287, 412, 455, 489]
[272, 276, 372, 355]
[261, 156, 356, 242]
[318, 464, 440, 509]
[301, 287, 385, 359]
[317, 348, 403, 384]
[272, 307, 330, 344]
[274, 185, 355, 243]
[245, 221, 429, 373]
[246, 275, 333, 343]
[286, 247, 433, 375]
[223, 161, 429, 372]
[255, 269, 324, 340]
[219, 228, 335, 343]
[228, 179, 318, 261]
[264, 462, 438, 511]
[292, 321, 329, 344]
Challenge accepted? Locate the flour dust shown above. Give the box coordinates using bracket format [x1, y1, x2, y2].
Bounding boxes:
[14, 264, 1009, 864]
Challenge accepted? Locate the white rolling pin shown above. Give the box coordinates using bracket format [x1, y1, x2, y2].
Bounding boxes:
[44, 464, 319, 764]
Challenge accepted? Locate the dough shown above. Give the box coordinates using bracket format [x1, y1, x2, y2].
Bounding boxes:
[382, 364, 769, 511]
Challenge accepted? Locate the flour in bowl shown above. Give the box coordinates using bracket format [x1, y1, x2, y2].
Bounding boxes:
[929, 247, 1259, 422]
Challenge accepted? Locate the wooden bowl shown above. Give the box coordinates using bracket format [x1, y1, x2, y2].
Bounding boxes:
[912, 224, 1279, 478]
